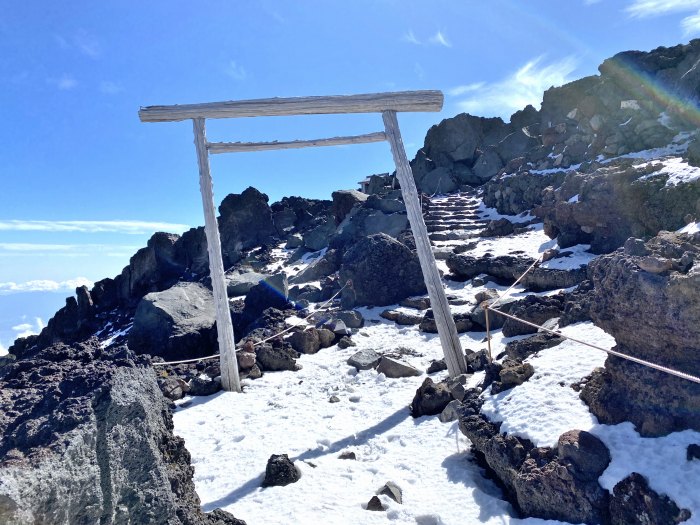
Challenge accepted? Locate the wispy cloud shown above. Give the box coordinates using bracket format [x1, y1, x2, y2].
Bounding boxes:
[626, 0, 700, 16]
[402, 29, 452, 47]
[626, 0, 700, 34]
[47, 74, 78, 90]
[225, 60, 248, 80]
[0, 341, 6, 355]
[74, 29, 101, 58]
[0, 219, 188, 234]
[428, 30, 451, 48]
[402, 30, 421, 45]
[414, 62, 425, 80]
[0, 278, 93, 296]
[447, 82, 486, 96]
[55, 30, 101, 58]
[100, 81, 122, 95]
[450, 56, 578, 119]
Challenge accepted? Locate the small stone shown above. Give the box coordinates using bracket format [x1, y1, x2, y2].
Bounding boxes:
[410, 377, 452, 418]
[347, 349, 381, 371]
[377, 481, 402, 504]
[261, 454, 300, 487]
[329, 395, 340, 403]
[427, 359, 447, 374]
[439, 399, 463, 423]
[337, 336, 356, 349]
[338, 451, 356, 460]
[376, 356, 422, 378]
[366, 496, 385, 511]
[688, 444, 700, 461]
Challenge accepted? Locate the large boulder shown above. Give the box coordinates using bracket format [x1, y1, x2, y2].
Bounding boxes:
[218, 187, 277, 267]
[582, 231, 700, 435]
[242, 274, 291, 323]
[128, 282, 217, 361]
[331, 190, 368, 224]
[339, 234, 426, 306]
[0, 340, 244, 525]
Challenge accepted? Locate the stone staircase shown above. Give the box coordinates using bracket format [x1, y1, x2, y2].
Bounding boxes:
[422, 191, 489, 242]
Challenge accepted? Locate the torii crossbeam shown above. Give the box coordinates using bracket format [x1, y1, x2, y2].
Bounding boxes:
[139, 91, 468, 392]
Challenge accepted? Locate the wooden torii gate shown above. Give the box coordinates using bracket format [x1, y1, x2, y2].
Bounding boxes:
[139, 91, 468, 392]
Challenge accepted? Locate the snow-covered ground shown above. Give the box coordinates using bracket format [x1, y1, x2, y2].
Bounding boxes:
[173, 195, 700, 524]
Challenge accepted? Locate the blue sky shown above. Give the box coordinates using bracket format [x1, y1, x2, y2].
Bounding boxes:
[1, 0, 699, 350]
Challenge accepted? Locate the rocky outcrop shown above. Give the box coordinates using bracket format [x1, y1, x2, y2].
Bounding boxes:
[128, 282, 217, 361]
[218, 187, 277, 268]
[339, 233, 426, 306]
[582, 231, 700, 435]
[0, 340, 244, 525]
[446, 253, 586, 291]
[534, 159, 700, 253]
[459, 399, 610, 525]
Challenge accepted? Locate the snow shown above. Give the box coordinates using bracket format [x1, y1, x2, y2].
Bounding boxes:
[638, 156, 700, 187]
[174, 316, 571, 524]
[481, 322, 613, 447]
[171, 192, 700, 524]
[567, 194, 579, 203]
[679, 221, 699, 234]
[477, 201, 535, 224]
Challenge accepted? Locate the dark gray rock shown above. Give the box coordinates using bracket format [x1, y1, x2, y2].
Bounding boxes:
[505, 333, 565, 361]
[128, 282, 217, 361]
[466, 349, 491, 373]
[557, 430, 611, 480]
[439, 399, 463, 423]
[255, 344, 298, 372]
[583, 231, 700, 435]
[218, 187, 277, 268]
[377, 482, 402, 504]
[189, 375, 222, 396]
[339, 234, 426, 306]
[261, 454, 300, 487]
[291, 249, 340, 284]
[347, 349, 381, 371]
[226, 270, 268, 297]
[331, 189, 369, 224]
[491, 362, 535, 394]
[303, 220, 336, 251]
[688, 444, 700, 461]
[334, 310, 364, 329]
[289, 329, 321, 354]
[427, 359, 447, 374]
[501, 295, 565, 337]
[410, 378, 452, 417]
[366, 496, 385, 511]
[243, 274, 291, 323]
[609, 473, 691, 525]
[381, 309, 423, 326]
[377, 357, 421, 378]
[0, 340, 244, 525]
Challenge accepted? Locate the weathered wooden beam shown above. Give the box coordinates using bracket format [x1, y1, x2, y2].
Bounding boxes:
[139, 91, 443, 122]
[208, 132, 386, 154]
[192, 118, 241, 393]
[382, 110, 468, 378]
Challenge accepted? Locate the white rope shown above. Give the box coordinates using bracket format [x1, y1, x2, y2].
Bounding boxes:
[152, 283, 348, 367]
[488, 307, 700, 385]
[488, 254, 542, 310]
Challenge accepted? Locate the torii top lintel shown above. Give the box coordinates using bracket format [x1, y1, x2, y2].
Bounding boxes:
[138, 90, 443, 122]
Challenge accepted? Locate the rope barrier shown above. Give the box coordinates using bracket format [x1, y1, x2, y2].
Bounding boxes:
[479, 249, 700, 385]
[152, 283, 348, 367]
[487, 306, 700, 385]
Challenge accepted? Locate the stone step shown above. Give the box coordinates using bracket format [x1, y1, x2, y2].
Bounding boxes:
[427, 223, 484, 233]
[429, 230, 481, 241]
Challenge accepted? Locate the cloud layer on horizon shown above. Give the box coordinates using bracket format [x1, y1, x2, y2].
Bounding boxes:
[0, 219, 189, 234]
[0, 277, 94, 295]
